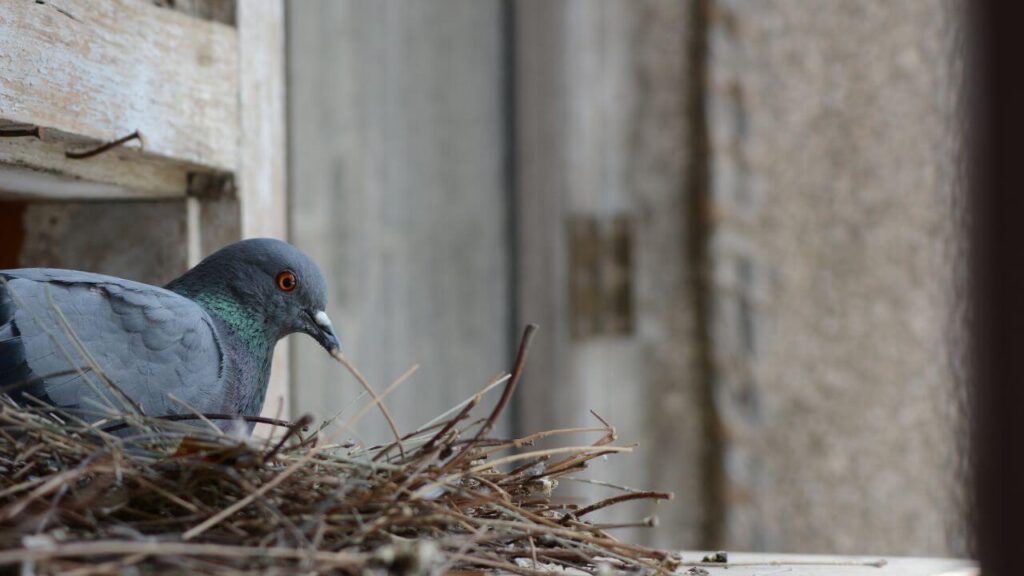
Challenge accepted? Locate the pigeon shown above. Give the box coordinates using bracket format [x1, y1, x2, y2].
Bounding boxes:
[0, 238, 340, 426]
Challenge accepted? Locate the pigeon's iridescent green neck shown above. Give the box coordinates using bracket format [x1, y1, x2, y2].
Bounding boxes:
[180, 290, 276, 416]
[189, 292, 272, 354]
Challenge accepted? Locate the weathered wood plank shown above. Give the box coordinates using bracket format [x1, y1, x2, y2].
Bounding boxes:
[0, 0, 239, 175]
[287, 0, 509, 443]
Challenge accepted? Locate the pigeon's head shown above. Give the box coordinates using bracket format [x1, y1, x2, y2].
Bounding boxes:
[168, 238, 340, 354]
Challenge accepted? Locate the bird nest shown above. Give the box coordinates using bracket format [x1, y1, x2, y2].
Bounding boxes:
[0, 326, 681, 575]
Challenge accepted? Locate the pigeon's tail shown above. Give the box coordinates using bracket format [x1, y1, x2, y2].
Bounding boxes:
[0, 279, 46, 403]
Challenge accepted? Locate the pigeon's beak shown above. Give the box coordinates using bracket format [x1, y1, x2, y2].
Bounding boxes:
[306, 309, 341, 354]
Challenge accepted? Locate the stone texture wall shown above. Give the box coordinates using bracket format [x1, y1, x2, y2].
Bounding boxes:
[707, 0, 964, 555]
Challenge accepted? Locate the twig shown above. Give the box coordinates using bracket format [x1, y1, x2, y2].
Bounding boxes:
[562, 491, 674, 523]
[330, 350, 405, 458]
[467, 445, 632, 475]
[262, 414, 314, 464]
[65, 130, 141, 159]
[479, 324, 537, 439]
[447, 324, 537, 468]
[417, 372, 510, 431]
[101, 413, 301, 434]
[344, 364, 418, 432]
[450, 553, 555, 576]
[182, 438, 327, 540]
[418, 391, 480, 455]
[167, 393, 225, 435]
[261, 395, 286, 454]
[560, 476, 647, 494]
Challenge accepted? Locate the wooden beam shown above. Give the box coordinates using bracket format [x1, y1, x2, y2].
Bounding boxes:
[0, 134, 190, 199]
[0, 0, 239, 196]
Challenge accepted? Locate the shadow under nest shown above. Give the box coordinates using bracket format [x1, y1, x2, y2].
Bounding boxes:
[0, 325, 681, 575]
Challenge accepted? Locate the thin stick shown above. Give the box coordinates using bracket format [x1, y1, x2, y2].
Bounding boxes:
[261, 395, 286, 454]
[182, 439, 326, 540]
[449, 554, 554, 576]
[448, 325, 537, 468]
[562, 491, 674, 523]
[444, 515, 668, 561]
[419, 392, 480, 454]
[166, 393, 224, 435]
[262, 414, 314, 464]
[560, 476, 647, 494]
[59, 553, 147, 576]
[330, 351, 405, 458]
[65, 130, 142, 159]
[475, 426, 608, 461]
[418, 373, 509, 431]
[576, 516, 658, 530]
[102, 413, 300, 434]
[379, 372, 511, 461]
[479, 324, 537, 439]
[133, 476, 200, 514]
[344, 364, 418, 431]
[467, 445, 632, 475]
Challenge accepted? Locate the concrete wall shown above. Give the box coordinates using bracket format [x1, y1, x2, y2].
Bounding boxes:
[707, 0, 964, 554]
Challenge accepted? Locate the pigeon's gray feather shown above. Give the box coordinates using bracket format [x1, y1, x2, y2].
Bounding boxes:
[0, 269, 226, 420]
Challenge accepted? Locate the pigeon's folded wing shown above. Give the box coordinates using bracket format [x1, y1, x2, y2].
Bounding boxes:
[0, 269, 226, 420]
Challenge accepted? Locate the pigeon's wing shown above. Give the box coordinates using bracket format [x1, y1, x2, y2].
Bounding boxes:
[0, 269, 226, 421]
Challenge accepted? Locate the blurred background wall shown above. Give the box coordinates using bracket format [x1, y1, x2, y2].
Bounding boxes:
[0, 0, 961, 557]
[0, 0, 958, 557]
[287, 0, 511, 446]
[288, 0, 964, 556]
[0, 0, 963, 558]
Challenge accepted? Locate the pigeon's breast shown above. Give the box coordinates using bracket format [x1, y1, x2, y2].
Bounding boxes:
[210, 318, 275, 418]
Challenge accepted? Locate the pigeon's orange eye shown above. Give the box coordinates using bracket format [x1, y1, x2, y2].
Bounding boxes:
[276, 271, 297, 292]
